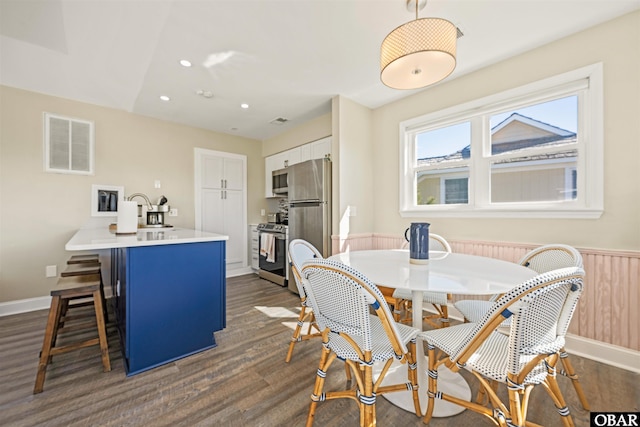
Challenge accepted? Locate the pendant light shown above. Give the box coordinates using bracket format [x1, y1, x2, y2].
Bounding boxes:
[380, 0, 457, 90]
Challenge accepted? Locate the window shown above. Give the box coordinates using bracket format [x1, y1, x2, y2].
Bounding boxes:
[44, 113, 95, 174]
[400, 63, 603, 218]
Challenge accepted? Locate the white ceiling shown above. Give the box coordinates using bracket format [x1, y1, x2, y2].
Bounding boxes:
[1, 0, 639, 141]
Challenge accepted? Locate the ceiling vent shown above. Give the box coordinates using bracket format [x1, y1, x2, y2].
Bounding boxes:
[269, 117, 289, 125]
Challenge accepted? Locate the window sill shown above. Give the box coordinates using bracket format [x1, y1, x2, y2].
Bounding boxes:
[400, 207, 603, 219]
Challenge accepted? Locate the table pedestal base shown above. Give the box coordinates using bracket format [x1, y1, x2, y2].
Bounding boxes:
[374, 356, 471, 417]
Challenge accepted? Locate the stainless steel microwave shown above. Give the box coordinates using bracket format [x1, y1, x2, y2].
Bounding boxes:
[272, 168, 288, 194]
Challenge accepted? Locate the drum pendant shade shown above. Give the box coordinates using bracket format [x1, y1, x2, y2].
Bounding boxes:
[381, 17, 457, 90]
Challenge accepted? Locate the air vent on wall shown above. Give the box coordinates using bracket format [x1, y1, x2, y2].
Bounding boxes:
[44, 112, 94, 175]
[269, 117, 289, 125]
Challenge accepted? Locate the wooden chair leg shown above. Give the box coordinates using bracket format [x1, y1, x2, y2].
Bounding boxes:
[542, 374, 575, 427]
[439, 304, 450, 328]
[407, 338, 422, 416]
[34, 295, 62, 394]
[423, 343, 437, 424]
[559, 349, 590, 410]
[361, 361, 375, 427]
[306, 345, 332, 427]
[286, 306, 308, 362]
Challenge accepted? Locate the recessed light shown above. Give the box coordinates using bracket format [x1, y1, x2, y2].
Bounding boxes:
[240, 103, 249, 109]
[160, 95, 171, 101]
[179, 59, 192, 67]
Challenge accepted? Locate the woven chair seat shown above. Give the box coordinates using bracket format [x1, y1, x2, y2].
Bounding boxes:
[326, 314, 419, 363]
[392, 288, 448, 305]
[454, 299, 501, 324]
[423, 324, 551, 385]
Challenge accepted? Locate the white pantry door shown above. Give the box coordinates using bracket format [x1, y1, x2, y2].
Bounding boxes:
[195, 148, 247, 272]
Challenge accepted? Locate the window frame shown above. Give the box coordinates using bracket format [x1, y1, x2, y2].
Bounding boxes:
[399, 63, 603, 219]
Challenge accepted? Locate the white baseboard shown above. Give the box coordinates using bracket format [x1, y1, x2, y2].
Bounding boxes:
[0, 296, 51, 316]
[226, 266, 254, 277]
[564, 334, 640, 374]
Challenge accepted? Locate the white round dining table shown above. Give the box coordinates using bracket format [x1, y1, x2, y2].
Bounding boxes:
[328, 249, 537, 417]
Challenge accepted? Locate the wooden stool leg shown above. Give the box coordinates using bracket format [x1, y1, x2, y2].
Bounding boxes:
[34, 295, 62, 394]
[92, 289, 111, 372]
[99, 271, 109, 323]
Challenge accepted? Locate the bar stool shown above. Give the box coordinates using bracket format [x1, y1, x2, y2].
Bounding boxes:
[67, 254, 100, 265]
[34, 273, 111, 393]
[60, 262, 109, 323]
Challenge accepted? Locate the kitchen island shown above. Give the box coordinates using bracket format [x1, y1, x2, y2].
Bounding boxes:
[66, 227, 228, 376]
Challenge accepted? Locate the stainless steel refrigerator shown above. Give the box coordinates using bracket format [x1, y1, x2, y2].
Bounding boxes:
[287, 158, 331, 294]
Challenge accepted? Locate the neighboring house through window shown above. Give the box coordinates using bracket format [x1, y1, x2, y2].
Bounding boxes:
[400, 63, 603, 218]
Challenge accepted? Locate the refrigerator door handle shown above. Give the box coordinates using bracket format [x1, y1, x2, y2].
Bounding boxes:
[289, 200, 324, 207]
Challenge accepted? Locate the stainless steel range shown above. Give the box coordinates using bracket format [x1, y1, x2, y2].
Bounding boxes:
[257, 223, 288, 286]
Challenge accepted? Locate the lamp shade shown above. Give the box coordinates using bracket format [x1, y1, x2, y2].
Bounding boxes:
[381, 17, 457, 90]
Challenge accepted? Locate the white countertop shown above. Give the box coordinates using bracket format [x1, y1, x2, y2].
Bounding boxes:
[65, 226, 228, 251]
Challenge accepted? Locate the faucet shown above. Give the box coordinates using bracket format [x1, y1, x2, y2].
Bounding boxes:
[127, 193, 153, 210]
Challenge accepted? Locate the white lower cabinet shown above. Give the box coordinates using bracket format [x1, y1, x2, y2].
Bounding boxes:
[249, 224, 259, 271]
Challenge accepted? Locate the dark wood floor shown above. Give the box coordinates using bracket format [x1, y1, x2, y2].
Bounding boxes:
[1, 274, 637, 426]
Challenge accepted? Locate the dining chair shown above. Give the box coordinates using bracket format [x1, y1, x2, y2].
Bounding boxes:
[453, 244, 589, 410]
[300, 258, 422, 427]
[389, 233, 453, 328]
[285, 239, 324, 363]
[420, 266, 585, 427]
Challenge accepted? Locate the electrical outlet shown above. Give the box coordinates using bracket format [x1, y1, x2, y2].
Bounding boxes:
[46, 265, 57, 277]
[154, 180, 161, 189]
[260, 209, 265, 216]
[169, 208, 178, 216]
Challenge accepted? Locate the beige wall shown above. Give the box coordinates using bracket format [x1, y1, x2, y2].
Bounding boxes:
[333, 96, 374, 237]
[0, 86, 263, 302]
[365, 10, 640, 251]
[262, 113, 331, 157]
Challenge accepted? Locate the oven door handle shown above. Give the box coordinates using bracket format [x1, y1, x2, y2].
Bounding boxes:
[259, 232, 287, 240]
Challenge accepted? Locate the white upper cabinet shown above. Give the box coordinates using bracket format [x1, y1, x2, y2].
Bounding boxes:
[310, 137, 331, 160]
[299, 144, 311, 163]
[264, 137, 332, 198]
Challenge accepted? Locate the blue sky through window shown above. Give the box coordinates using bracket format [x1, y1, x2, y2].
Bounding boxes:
[417, 96, 578, 159]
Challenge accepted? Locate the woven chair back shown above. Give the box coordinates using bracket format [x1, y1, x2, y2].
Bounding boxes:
[288, 239, 323, 299]
[429, 233, 452, 252]
[456, 267, 585, 378]
[518, 244, 583, 273]
[301, 258, 408, 356]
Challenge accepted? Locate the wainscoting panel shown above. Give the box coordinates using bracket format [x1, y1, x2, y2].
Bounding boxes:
[331, 233, 640, 352]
